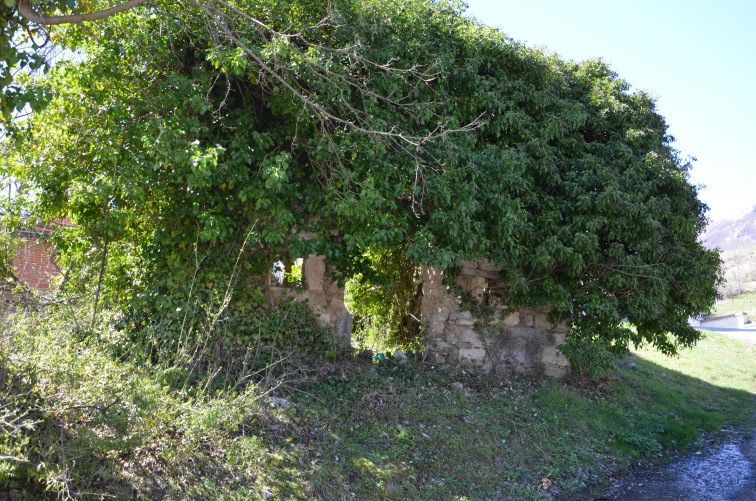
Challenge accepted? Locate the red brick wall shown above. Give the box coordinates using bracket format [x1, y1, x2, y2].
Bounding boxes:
[11, 240, 60, 291]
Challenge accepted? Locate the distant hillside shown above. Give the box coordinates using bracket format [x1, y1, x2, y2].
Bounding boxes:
[703, 205, 756, 250]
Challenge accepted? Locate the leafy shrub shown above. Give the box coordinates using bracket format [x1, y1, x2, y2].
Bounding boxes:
[345, 247, 423, 353]
[559, 326, 626, 378]
[0, 298, 311, 498]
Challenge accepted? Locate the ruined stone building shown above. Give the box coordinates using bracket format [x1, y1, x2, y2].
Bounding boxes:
[277, 255, 570, 378]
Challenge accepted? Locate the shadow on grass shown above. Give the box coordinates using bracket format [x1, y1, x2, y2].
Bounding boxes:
[2, 337, 753, 500]
[0, 370, 164, 500]
[257, 352, 755, 501]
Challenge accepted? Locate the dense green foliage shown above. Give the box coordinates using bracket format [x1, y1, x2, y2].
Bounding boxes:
[1, 0, 74, 121]
[1, 0, 720, 366]
[0, 230, 22, 284]
[345, 246, 423, 352]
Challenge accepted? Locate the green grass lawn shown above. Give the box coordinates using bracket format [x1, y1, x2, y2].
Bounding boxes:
[255, 332, 755, 500]
[2, 310, 754, 500]
[636, 329, 755, 394]
[710, 291, 756, 320]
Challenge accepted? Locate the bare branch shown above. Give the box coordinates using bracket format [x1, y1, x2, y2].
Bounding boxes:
[185, 0, 482, 149]
[16, 0, 149, 26]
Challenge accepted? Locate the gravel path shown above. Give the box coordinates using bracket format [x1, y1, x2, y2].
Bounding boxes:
[581, 329, 756, 500]
[591, 428, 756, 500]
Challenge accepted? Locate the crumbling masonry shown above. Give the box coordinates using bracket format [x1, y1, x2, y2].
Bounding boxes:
[421, 261, 570, 378]
[284, 257, 570, 378]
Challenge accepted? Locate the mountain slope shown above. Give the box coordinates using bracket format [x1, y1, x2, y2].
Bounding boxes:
[703, 205, 756, 250]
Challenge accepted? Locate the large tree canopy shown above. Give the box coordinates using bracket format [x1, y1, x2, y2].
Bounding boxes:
[1, 0, 720, 366]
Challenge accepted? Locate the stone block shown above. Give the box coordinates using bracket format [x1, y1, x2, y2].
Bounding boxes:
[460, 267, 501, 279]
[455, 275, 473, 290]
[504, 312, 520, 327]
[553, 320, 570, 334]
[336, 312, 352, 343]
[438, 304, 452, 320]
[430, 339, 453, 351]
[446, 324, 466, 337]
[469, 276, 488, 301]
[540, 346, 559, 365]
[428, 321, 447, 337]
[477, 259, 501, 272]
[421, 267, 445, 298]
[458, 329, 482, 346]
[542, 348, 569, 368]
[534, 314, 553, 330]
[327, 303, 346, 318]
[506, 363, 525, 375]
[504, 327, 531, 341]
[456, 318, 475, 327]
[522, 314, 535, 327]
[303, 254, 326, 291]
[514, 349, 529, 366]
[458, 347, 486, 363]
[325, 279, 342, 295]
[543, 364, 569, 379]
[426, 352, 448, 364]
[552, 332, 566, 345]
[306, 292, 326, 309]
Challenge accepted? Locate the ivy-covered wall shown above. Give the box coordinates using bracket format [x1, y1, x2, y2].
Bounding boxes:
[270, 254, 353, 344]
[295, 255, 570, 378]
[2, 0, 720, 372]
[421, 262, 570, 378]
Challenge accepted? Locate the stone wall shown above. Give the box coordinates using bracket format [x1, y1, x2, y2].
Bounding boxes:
[421, 262, 570, 378]
[270, 254, 352, 344]
[267, 254, 568, 378]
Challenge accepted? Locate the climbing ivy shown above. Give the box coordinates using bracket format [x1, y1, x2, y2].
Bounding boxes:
[345, 246, 423, 352]
[2, 0, 720, 369]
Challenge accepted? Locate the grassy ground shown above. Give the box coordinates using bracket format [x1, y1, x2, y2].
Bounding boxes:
[1, 306, 754, 500]
[711, 290, 756, 320]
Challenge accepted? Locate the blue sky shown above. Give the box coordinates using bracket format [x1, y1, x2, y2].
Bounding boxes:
[464, 0, 756, 222]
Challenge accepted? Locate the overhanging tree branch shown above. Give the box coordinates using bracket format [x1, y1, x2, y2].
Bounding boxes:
[16, 0, 149, 26]
[185, 0, 482, 149]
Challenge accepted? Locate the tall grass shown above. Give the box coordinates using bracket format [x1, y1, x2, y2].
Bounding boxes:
[0, 294, 326, 499]
[2, 294, 754, 499]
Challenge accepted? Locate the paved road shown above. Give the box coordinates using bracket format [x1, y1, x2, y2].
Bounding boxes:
[697, 327, 756, 347]
[590, 428, 756, 500]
